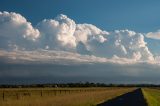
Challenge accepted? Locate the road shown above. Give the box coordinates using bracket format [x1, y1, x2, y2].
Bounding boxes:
[97, 88, 147, 106]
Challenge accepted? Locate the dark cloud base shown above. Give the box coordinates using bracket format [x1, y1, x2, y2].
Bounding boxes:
[0, 62, 160, 84]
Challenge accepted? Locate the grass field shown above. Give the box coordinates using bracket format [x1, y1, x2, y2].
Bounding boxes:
[0, 87, 135, 106]
[142, 88, 160, 106]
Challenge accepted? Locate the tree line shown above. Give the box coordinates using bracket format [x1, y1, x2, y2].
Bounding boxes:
[0, 82, 160, 88]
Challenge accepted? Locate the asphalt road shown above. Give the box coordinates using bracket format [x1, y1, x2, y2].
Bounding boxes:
[97, 88, 147, 106]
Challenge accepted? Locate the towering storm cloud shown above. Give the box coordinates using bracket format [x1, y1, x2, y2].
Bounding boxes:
[0, 11, 160, 84]
[0, 11, 157, 63]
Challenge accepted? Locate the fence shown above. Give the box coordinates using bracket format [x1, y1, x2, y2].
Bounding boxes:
[0, 88, 106, 101]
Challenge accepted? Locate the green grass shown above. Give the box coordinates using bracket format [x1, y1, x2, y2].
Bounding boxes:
[0, 87, 135, 106]
[142, 88, 160, 106]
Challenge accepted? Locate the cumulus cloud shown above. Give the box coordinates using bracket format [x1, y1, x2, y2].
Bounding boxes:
[0, 11, 40, 50]
[74, 24, 108, 54]
[1, 12, 160, 84]
[146, 30, 160, 40]
[105, 30, 154, 61]
[78, 29, 154, 62]
[0, 11, 40, 40]
[0, 11, 158, 64]
[37, 14, 77, 50]
[74, 24, 108, 44]
[36, 15, 108, 52]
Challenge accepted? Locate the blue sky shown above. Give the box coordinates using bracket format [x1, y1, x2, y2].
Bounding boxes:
[1, 0, 160, 84]
[1, 0, 160, 32]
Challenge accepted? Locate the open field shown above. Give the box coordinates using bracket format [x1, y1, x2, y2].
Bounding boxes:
[0, 87, 135, 106]
[1, 87, 160, 106]
[142, 88, 160, 106]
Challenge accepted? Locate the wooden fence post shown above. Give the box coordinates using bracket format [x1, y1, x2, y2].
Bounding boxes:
[2, 91, 4, 101]
[54, 90, 56, 96]
[41, 91, 43, 97]
[16, 93, 19, 100]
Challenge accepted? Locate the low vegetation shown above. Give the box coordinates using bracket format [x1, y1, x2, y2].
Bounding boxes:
[142, 88, 160, 106]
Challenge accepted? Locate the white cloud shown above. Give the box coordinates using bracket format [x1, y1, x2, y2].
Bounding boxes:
[104, 30, 154, 61]
[74, 24, 108, 44]
[0, 11, 40, 51]
[0, 12, 158, 64]
[76, 29, 154, 62]
[37, 14, 77, 50]
[132, 52, 142, 61]
[0, 49, 157, 65]
[0, 11, 40, 40]
[146, 30, 160, 40]
[73, 24, 108, 55]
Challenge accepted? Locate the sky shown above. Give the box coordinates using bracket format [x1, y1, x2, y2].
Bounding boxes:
[1, 0, 160, 32]
[0, 0, 160, 84]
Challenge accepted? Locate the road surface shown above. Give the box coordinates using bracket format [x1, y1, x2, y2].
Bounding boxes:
[97, 88, 147, 106]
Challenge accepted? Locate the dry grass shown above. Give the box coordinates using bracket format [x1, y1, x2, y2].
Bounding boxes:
[0, 87, 135, 106]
